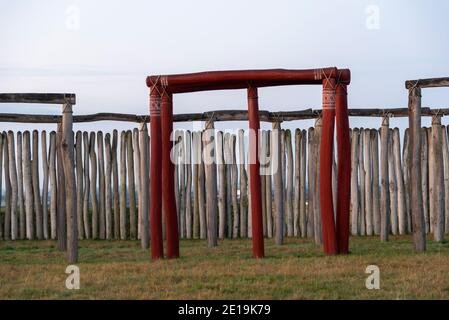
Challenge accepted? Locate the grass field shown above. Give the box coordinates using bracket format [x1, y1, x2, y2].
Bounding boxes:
[1, 236, 449, 299]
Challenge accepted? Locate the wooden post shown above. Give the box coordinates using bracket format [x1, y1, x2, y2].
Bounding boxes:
[371, 129, 380, 236]
[133, 128, 141, 239]
[126, 130, 137, 240]
[272, 122, 284, 245]
[320, 78, 338, 254]
[8, 131, 18, 240]
[31, 130, 42, 239]
[429, 126, 435, 235]
[335, 79, 351, 253]
[285, 129, 294, 237]
[203, 120, 218, 247]
[82, 132, 91, 239]
[388, 128, 398, 235]
[350, 128, 360, 236]
[3, 132, 11, 240]
[192, 131, 200, 239]
[0, 134, 3, 240]
[119, 131, 127, 240]
[75, 131, 84, 239]
[294, 129, 301, 237]
[56, 123, 67, 251]
[238, 129, 248, 238]
[307, 127, 315, 239]
[247, 86, 264, 257]
[403, 129, 412, 233]
[358, 129, 366, 236]
[61, 103, 78, 263]
[97, 131, 106, 239]
[179, 131, 186, 238]
[105, 133, 113, 240]
[363, 129, 373, 236]
[408, 85, 426, 251]
[161, 92, 179, 257]
[230, 134, 240, 238]
[90, 132, 98, 239]
[139, 123, 150, 248]
[198, 132, 206, 240]
[216, 131, 226, 239]
[40, 131, 49, 239]
[300, 129, 307, 238]
[314, 118, 323, 244]
[442, 125, 449, 236]
[430, 115, 444, 242]
[23, 132, 34, 240]
[380, 117, 390, 241]
[393, 128, 407, 235]
[48, 132, 57, 239]
[112, 130, 119, 239]
[17, 132, 25, 239]
[224, 133, 232, 238]
[266, 131, 273, 238]
[185, 130, 193, 239]
[446, 126, 449, 235]
[260, 131, 267, 237]
[421, 128, 429, 234]
[149, 88, 163, 259]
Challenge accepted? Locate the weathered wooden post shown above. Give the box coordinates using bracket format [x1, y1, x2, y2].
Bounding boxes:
[185, 130, 193, 239]
[388, 129, 398, 235]
[307, 127, 315, 239]
[380, 117, 390, 241]
[430, 114, 444, 242]
[300, 129, 307, 238]
[350, 128, 360, 236]
[421, 128, 429, 234]
[407, 84, 426, 251]
[61, 103, 78, 263]
[285, 129, 294, 237]
[90, 132, 98, 239]
[98, 131, 106, 239]
[41, 131, 49, 239]
[371, 129, 380, 235]
[239, 129, 248, 238]
[216, 131, 226, 239]
[139, 123, 150, 249]
[363, 129, 373, 236]
[119, 131, 127, 240]
[32, 130, 43, 239]
[393, 128, 407, 235]
[126, 130, 137, 240]
[105, 133, 113, 239]
[8, 131, 18, 240]
[203, 119, 218, 247]
[272, 122, 284, 245]
[23, 131, 34, 240]
[82, 132, 91, 239]
[17, 132, 25, 239]
[75, 131, 84, 239]
[112, 130, 120, 239]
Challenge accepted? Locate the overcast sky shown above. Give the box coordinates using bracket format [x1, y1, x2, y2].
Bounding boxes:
[1, 0, 449, 133]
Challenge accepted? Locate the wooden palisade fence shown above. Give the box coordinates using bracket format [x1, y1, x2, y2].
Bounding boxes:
[0, 105, 448, 252]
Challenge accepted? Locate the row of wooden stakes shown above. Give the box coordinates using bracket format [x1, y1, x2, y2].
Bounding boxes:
[0, 118, 448, 243]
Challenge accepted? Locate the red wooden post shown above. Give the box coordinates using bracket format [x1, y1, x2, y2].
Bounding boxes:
[320, 77, 338, 255]
[335, 72, 351, 254]
[149, 88, 163, 259]
[161, 91, 180, 258]
[247, 86, 264, 258]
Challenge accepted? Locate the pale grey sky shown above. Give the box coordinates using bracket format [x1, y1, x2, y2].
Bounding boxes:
[1, 0, 449, 133]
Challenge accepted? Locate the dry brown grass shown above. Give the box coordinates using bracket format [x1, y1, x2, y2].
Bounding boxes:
[1, 236, 449, 299]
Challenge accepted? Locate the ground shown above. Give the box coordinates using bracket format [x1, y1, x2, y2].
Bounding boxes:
[0, 236, 448, 299]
